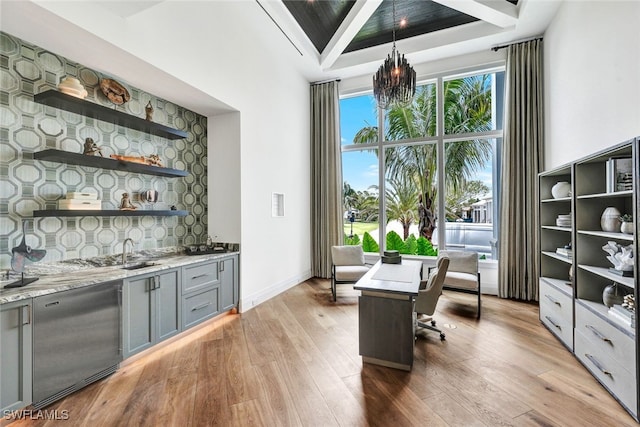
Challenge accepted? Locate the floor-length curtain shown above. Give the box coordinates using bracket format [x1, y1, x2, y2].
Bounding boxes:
[310, 81, 343, 278]
[498, 39, 544, 300]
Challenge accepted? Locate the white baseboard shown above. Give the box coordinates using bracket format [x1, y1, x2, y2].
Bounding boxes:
[239, 269, 312, 313]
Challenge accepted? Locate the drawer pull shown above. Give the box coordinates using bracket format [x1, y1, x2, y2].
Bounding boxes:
[544, 294, 561, 307]
[585, 325, 612, 344]
[545, 316, 561, 330]
[44, 301, 60, 307]
[191, 274, 209, 280]
[191, 302, 211, 312]
[22, 305, 31, 325]
[585, 353, 613, 378]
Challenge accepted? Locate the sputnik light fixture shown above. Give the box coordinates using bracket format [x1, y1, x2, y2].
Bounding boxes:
[373, 0, 416, 109]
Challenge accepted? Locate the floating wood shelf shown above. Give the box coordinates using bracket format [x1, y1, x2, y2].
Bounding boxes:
[33, 149, 188, 178]
[32, 210, 188, 218]
[33, 90, 188, 140]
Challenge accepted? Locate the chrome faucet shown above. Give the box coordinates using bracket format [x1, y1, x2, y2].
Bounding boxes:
[122, 238, 134, 265]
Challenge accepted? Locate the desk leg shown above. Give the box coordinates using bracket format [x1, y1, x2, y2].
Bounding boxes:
[359, 291, 414, 371]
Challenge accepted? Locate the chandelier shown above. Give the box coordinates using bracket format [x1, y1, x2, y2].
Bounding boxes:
[373, 0, 416, 109]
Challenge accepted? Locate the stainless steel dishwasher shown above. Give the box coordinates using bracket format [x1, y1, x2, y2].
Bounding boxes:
[32, 280, 122, 409]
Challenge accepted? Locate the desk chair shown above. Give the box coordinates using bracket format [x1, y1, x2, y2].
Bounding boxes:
[415, 256, 450, 340]
[330, 245, 370, 301]
[439, 250, 481, 319]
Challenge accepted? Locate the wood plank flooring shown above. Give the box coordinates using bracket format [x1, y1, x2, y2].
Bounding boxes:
[6, 278, 638, 426]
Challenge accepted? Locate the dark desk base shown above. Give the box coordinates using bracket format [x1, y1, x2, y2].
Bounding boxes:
[358, 290, 414, 371]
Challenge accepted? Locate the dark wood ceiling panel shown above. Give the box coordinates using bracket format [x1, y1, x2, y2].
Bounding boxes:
[282, 0, 519, 55]
[283, 0, 356, 53]
[344, 0, 478, 53]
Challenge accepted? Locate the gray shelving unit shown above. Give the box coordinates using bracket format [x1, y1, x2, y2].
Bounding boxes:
[539, 164, 574, 350]
[538, 137, 639, 421]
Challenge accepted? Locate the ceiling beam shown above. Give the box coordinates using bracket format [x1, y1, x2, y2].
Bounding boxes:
[431, 0, 518, 28]
[329, 20, 510, 75]
[320, 0, 383, 69]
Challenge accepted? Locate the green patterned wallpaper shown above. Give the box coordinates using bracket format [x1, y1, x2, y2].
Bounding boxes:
[0, 32, 208, 269]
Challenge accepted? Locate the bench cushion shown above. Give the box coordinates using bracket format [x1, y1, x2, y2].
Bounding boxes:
[444, 271, 479, 290]
[335, 265, 370, 282]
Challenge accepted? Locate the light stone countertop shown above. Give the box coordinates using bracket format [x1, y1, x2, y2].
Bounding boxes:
[0, 248, 239, 304]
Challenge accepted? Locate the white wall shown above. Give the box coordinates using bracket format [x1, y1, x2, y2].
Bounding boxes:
[2, 1, 313, 311]
[209, 112, 241, 244]
[544, 1, 640, 169]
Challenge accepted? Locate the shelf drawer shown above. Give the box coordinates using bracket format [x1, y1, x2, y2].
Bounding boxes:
[539, 281, 573, 349]
[540, 280, 573, 323]
[182, 287, 219, 329]
[540, 307, 573, 350]
[182, 261, 219, 294]
[575, 329, 637, 415]
[575, 303, 636, 369]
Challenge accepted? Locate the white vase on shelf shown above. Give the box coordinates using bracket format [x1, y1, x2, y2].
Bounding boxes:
[601, 207, 621, 232]
[551, 181, 571, 199]
[621, 221, 635, 234]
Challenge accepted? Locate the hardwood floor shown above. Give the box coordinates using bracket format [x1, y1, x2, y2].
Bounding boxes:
[7, 278, 638, 426]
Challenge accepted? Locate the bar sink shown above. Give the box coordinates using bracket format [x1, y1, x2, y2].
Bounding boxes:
[120, 261, 159, 270]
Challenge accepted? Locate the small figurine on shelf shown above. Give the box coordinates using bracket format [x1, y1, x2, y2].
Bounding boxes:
[83, 137, 104, 157]
[119, 192, 137, 210]
[146, 154, 163, 167]
[145, 101, 154, 121]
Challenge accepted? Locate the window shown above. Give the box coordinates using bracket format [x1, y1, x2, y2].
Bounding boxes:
[340, 96, 380, 250]
[340, 68, 504, 259]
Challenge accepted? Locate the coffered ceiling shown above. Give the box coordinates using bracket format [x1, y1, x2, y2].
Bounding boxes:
[260, 0, 560, 79]
[283, 0, 518, 54]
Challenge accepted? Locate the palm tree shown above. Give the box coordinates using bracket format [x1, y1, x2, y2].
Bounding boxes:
[352, 75, 494, 239]
[353, 188, 379, 222]
[343, 182, 357, 212]
[384, 177, 420, 239]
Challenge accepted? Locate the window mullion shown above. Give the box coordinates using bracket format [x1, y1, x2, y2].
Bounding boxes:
[377, 106, 385, 254]
[436, 76, 446, 253]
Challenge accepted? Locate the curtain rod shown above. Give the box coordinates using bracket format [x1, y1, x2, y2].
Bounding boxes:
[491, 36, 543, 52]
[311, 78, 341, 85]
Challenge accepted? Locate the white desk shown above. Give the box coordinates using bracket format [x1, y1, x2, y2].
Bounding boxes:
[353, 260, 422, 371]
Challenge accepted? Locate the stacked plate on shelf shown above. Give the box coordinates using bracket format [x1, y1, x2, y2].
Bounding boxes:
[556, 213, 572, 227]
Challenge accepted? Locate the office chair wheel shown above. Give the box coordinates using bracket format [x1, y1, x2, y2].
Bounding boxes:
[440, 333, 446, 341]
[431, 320, 436, 327]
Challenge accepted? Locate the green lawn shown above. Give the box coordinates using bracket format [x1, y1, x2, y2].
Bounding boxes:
[343, 221, 378, 237]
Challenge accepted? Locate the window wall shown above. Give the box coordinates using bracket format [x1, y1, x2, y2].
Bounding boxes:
[340, 67, 504, 259]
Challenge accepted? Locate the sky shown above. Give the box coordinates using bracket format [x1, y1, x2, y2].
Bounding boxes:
[339, 95, 379, 192]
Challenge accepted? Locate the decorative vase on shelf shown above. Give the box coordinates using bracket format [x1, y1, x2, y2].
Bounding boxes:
[551, 181, 571, 199]
[58, 76, 88, 99]
[602, 282, 627, 308]
[621, 221, 634, 234]
[601, 207, 621, 232]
